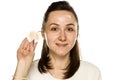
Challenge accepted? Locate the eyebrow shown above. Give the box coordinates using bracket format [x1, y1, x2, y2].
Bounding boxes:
[66, 23, 75, 27]
[48, 23, 75, 27]
[48, 23, 59, 27]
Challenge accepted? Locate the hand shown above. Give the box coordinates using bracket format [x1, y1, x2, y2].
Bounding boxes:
[13, 38, 38, 78]
[17, 38, 37, 63]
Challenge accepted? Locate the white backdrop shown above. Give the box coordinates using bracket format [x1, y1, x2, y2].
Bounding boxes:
[0, 0, 120, 80]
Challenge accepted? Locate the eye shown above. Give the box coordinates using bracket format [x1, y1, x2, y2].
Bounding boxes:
[67, 27, 74, 32]
[50, 27, 58, 31]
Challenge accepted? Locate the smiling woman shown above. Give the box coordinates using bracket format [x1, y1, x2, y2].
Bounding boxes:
[43, 11, 78, 57]
[13, 1, 101, 80]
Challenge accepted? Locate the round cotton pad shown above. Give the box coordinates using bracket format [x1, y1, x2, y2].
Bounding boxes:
[27, 30, 39, 42]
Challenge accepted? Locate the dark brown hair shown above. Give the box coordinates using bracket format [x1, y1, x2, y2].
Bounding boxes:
[38, 1, 80, 79]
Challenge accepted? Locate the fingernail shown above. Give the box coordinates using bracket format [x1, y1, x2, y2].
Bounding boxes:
[32, 40, 35, 44]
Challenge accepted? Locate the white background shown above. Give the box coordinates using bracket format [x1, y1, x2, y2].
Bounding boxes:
[0, 0, 120, 80]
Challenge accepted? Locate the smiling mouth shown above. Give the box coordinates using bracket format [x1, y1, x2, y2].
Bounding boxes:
[56, 43, 68, 47]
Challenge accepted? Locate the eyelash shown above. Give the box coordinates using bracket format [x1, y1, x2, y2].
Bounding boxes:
[67, 27, 74, 31]
[50, 27, 58, 31]
[50, 27, 74, 32]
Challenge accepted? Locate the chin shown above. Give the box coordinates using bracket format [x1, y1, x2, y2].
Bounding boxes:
[56, 51, 70, 57]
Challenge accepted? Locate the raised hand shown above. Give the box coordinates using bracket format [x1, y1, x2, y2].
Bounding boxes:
[17, 38, 37, 62]
[13, 38, 37, 79]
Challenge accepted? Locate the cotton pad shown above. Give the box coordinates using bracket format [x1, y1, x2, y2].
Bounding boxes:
[27, 30, 39, 43]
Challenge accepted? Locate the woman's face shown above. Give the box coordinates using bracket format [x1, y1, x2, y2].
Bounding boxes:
[43, 10, 78, 56]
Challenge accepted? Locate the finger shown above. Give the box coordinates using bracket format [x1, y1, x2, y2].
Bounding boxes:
[19, 38, 29, 50]
[33, 42, 38, 51]
[19, 38, 27, 50]
[29, 40, 38, 52]
[23, 41, 29, 50]
[29, 40, 34, 52]
[26, 43, 30, 51]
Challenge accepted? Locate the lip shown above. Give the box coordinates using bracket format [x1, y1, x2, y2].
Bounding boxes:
[56, 43, 68, 47]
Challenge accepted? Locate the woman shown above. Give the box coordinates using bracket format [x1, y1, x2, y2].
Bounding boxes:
[13, 1, 101, 80]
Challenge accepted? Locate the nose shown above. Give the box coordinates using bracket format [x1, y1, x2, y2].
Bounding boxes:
[58, 30, 66, 41]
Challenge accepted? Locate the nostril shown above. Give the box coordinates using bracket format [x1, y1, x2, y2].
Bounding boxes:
[58, 31, 67, 41]
[58, 35, 66, 41]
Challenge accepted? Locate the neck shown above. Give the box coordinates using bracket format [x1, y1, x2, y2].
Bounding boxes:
[49, 52, 70, 70]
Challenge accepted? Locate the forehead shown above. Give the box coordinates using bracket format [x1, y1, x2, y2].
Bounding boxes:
[46, 10, 77, 24]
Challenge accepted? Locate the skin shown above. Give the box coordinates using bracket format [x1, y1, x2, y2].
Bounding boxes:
[43, 10, 78, 78]
[44, 11, 77, 57]
[13, 38, 37, 79]
[13, 10, 78, 79]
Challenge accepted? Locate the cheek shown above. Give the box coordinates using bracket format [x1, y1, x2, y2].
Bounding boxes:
[45, 33, 58, 45]
[68, 32, 77, 40]
[69, 36, 77, 42]
[67, 34, 77, 45]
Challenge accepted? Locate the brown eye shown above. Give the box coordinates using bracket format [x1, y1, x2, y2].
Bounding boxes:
[51, 27, 58, 31]
[67, 28, 74, 32]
